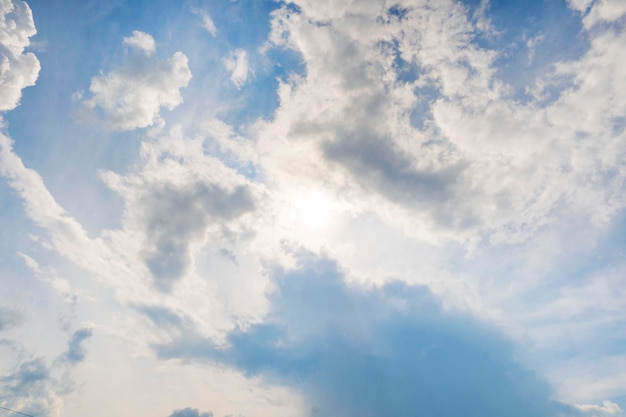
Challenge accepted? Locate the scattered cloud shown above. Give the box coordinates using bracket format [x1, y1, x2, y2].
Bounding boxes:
[82, 31, 191, 131]
[123, 30, 156, 54]
[225, 49, 249, 89]
[101, 127, 263, 291]
[63, 328, 93, 364]
[0, 327, 92, 417]
[192, 7, 217, 36]
[581, 0, 626, 28]
[575, 401, 624, 416]
[0, 358, 59, 417]
[257, 0, 626, 248]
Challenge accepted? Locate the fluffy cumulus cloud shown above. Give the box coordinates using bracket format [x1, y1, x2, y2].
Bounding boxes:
[0, 0, 39, 112]
[82, 31, 191, 131]
[123, 29, 156, 53]
[256, 0, 626, 246]
[101, 127, 263, 292]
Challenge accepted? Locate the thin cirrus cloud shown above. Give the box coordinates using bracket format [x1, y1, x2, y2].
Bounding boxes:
[191, 7, 217, 37]
[0, 0, 625, 416]
[225, 49, 250, 89]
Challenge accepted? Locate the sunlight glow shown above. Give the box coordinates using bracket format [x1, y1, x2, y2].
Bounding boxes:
[293, 190, 336, 229]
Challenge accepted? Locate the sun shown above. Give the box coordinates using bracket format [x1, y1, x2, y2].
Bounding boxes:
[293, 190, 336, 229]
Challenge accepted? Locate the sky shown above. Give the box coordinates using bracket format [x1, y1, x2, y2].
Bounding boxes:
[0, 0, 625, 416]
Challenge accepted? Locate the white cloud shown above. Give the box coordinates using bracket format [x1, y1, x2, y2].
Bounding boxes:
[250, 3, 626, 403]
[82, 31, 191, 131]
[122, 30, 155, 53]
[0, 306, 22, 331]
[567, 0, 594, 13]
[100, 126, 265, 290]
[192, 7, 217, 36]
[0, 133, 95, 256]
[224, 49, 249, 89]
[256, 0, 626, 251]
[576, 401, 624, 416]
[0, 0, 40, 111]
[583, 0, 626, 28]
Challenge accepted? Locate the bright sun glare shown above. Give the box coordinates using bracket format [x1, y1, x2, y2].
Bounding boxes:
[294, 191, 336, 229]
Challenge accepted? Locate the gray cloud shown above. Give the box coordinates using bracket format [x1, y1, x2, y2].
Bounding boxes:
[322, 133, 464, 211]
[1, 359, 49, 396]
[260, 0, 626, 248]
[0, 358, 52, 417]
[152, 251, 576, 417]
[167, 407, 214, 417]
[0, 328, 97, 417]
[139, 181, 256, 290]
[63, 328, 93, 364]
[0, 306, 23, 331]
[139, 305, 185, 329]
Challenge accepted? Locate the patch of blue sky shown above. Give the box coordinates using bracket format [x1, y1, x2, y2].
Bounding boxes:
[612, 116, 626, 136]
[376, 37, 419, 85]
[462, 0, 589, 103]
[410, 85, 440, 131]
[4, 90, 133, 233]
[7, 0, 304, 164]
[219, 47, 306, 129]
[180, 251, 561, 417]
[615, 395, 626, 413]
[195, 1, 306, 128]
[198, 0, 280, 47]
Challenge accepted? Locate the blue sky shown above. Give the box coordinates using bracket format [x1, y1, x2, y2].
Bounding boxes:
[1, 0, 626, 416]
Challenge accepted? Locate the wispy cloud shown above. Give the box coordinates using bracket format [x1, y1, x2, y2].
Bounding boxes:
[192, 7, 217, 36]
[225, 49, 249, 89]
